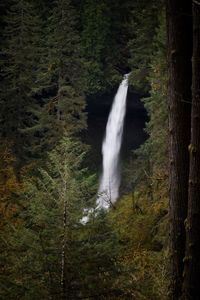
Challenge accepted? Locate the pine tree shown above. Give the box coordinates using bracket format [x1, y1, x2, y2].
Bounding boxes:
[128, 0, 162, 94]
[125, 13, 168, 204]
[0, 136, 96, 300]
[81, 0, 114, 94]
[0, 0, 43, 168]
[74, 210, 123, 299]
[43, 0, 86, 140]
[80, 0, 135, 95]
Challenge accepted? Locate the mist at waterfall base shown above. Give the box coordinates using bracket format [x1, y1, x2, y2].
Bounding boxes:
[97, 74, 129, 209]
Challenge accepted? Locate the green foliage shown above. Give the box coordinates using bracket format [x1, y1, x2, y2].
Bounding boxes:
[73, 210, 124, 299]
[81, 0, 117, 94]
[81, 0, 135, 95]
[0, 0, 87, 163]
[119, 12, 169, 299]
[48, 0, 83, 89]
[0, 137, 129, 299]
[0, 2, 170, 299]
[128, 0, 163, 94]
[0, 0, 43, 164]
[125, 13, 168, 196]
[109, 194, 169, 300]
[0, 137, 96, 299]
[37, 0, 87, 150]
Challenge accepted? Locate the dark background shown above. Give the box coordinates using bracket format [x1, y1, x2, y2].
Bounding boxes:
[84, 87, 147, 171]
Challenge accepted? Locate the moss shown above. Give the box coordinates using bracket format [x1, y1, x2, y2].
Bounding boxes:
[188, 143, 197, 153]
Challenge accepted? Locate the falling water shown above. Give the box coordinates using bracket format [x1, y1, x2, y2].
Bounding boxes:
[97, 74, 129, 209]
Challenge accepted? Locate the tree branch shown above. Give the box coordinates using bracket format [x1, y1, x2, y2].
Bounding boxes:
[193, 0, 200, 6]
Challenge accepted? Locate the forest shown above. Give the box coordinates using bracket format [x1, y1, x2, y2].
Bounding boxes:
[0, 0, 200, 299]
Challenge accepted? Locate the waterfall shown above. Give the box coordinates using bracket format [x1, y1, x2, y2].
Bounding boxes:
[97, 74, 129, 209]
[81, 74, 129, 223]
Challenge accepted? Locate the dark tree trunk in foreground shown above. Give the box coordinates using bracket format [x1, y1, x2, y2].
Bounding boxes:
[166, 0, 192, 298]
[182, 2, 200, 299]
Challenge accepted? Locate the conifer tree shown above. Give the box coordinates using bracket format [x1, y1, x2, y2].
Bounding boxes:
[0, 136, 96, 300]
[81, 0, 109, 94]
[75, 210, 123, 299]
[0, 0, 43, 168]
[81, 0, 126, 94]
[125, 12, 167, 202]
[128, 0, 162, 94]
[42, 0, 86, 141]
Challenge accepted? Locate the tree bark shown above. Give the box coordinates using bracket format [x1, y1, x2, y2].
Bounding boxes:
[182, 1, 200, 299]
[166, 0, 192, 298]
[61, 199, 67, 300]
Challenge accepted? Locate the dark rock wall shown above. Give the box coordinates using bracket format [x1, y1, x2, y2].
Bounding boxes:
[83, 88, 147, 171]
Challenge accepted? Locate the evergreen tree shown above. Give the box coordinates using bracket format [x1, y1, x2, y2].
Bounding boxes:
[27, 0, 88, 157]
[0, 136, 96, 300]
[0, 0, 44, 168]
[81, 0, 134, 95]
[121, 12, 169, 299]
[109, 193, 168, 300]
[81, 0, 115, 94]
[75, 210, 123, 299]
[0, 135, 126, 300]
[128, 0, 162, 94]
[125, 13, 167, 203]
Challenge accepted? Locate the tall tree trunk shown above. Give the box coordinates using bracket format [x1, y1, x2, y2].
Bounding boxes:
[166, 0, 192, 298]
[182, 2, 200, 299]
[61, 198, 67, 300]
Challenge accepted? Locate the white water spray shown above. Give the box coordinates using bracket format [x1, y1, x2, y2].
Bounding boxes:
[97, 74, 129, 209]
